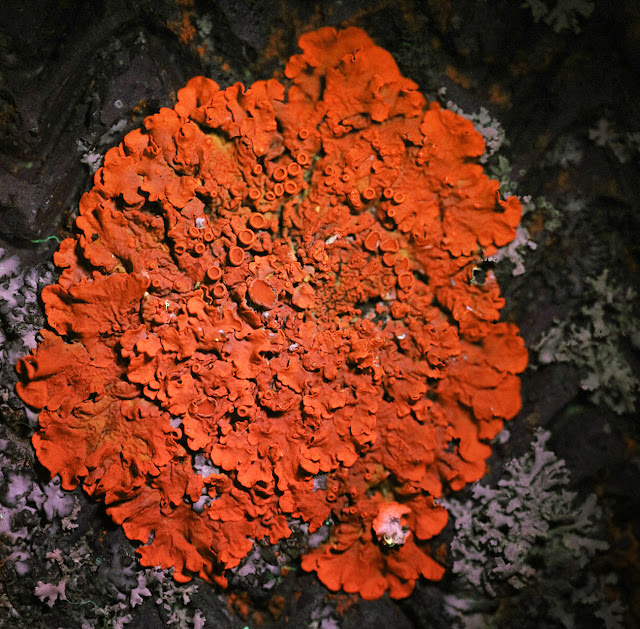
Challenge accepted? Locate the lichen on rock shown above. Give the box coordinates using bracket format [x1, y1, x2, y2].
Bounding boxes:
[16, 27, 527, 599]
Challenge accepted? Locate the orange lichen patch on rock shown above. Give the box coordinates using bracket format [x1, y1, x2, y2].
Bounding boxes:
[16, 27, 527, 600]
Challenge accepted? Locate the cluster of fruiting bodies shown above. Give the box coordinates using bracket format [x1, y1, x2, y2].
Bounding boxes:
[17, 27, 527, 599]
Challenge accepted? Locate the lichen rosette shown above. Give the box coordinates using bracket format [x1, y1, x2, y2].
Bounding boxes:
[16, 27, 528, 600]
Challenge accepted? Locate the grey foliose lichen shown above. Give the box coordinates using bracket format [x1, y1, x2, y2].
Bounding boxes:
[442, 429, 624, 628]
[521, 0, 595, 34]
[534, 270, 640, 415]
[0, 247, 55, 421]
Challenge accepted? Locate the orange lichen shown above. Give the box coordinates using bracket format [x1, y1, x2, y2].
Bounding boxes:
[16, 27, 527, 599]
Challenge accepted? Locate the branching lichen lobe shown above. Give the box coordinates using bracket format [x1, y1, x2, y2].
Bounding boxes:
[16, 27, 528, 600]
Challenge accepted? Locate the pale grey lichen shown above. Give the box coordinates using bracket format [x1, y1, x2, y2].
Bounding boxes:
[34, 552, 208, 629]
[543, 135, 584, 169]
[0, 247, 55, 424]
[442, 429, 623, 628]
[534, 270, 640, 414]
[309, 604, 341, 629]
[488, 222, 537, 276]
[34, 578, 67, 608]
[589, 118, 640, 164]
[521, 0, 595, 33]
